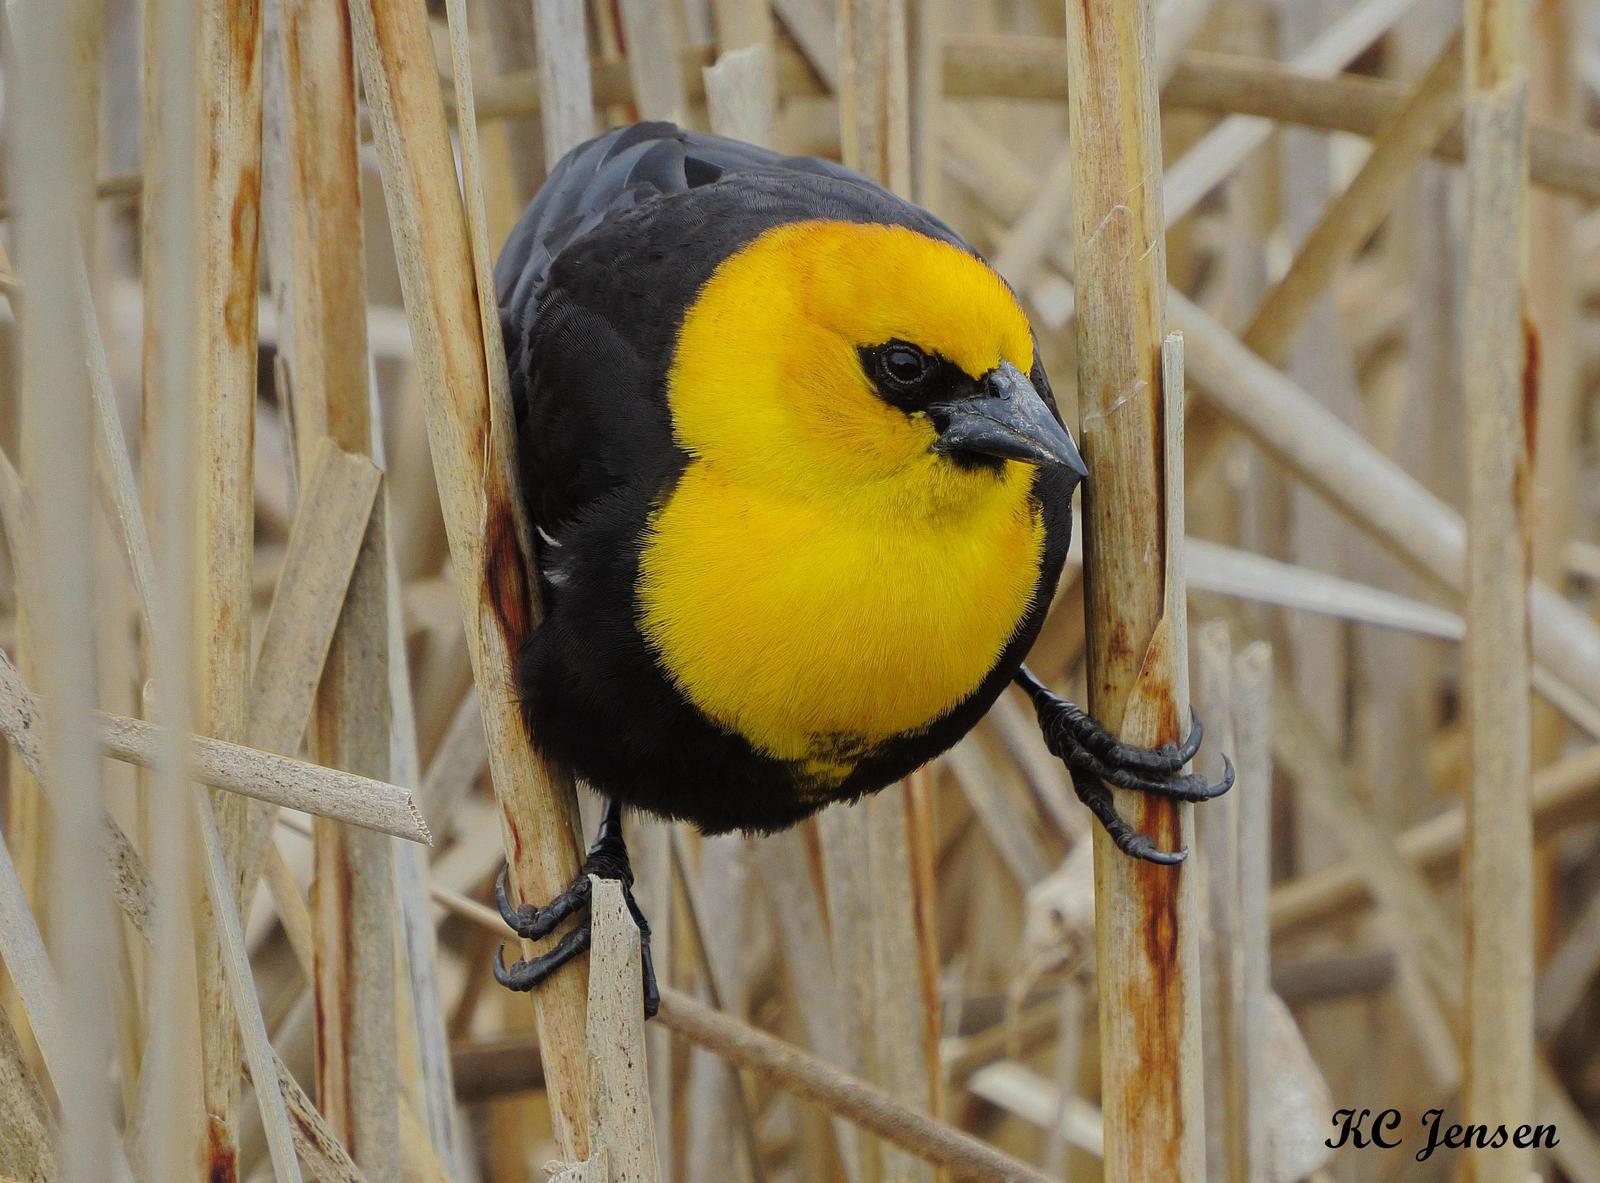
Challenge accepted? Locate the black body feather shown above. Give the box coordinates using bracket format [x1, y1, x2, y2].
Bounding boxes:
[496, 123, 1074, 834]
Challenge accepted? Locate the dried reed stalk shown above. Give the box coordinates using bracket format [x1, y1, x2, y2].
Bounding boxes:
[10, 3, 122, 1178]
[753, 827, 864, 1178]
[441, 31, 1600, 202]
[417, 687, 484, 836]
[247, 440, 382, 765]
[552, 879, 661, 1182]
[430, 879, 1050, 1182]
[669, 830, 766, 1183]
[36, 38, 1600, 205]
[837, 0, 911, 190]
[1195, 622, 1242, 1182]
[197, 0, 266, 1005]
[263, 1, 402, 1170]
[0, 1002, 52, 1183]
[48, 785, 365, 1183]
[0, 651, 430, 843]
[346, 0, 593, 1153]
[814, 810, 879, 1178]
[0, 796, 68, 1110]
[1170, 289, 1600, 712]
[653, 990, 1056, 1183]
[1461, 3, 1535, 1179]
[129, 2, 208, 1172]
[1525, 0, 1582, 631]
[73, 273, 155, 661]
[1241, 31, 1464, 365]
[1523, 0, 1581, 807]
[774, 0, 839, 86]
[1231, 642, 1273, 1183]
[260, 820, 456, 1183]
[988, 8, 1210, 293]
[1273, 689, 1600, 1183]
[45, 47, 373, 1169]
[710, 0, 776, 72]
[1182, 539, 1462, 637]
[534, 0, 598, 161]
[704, 46, 777, 146]
[0, 670, 370, 1183]
[380, 303, 462, 1183]
[1537, 877, 1600, 1036]
[619, 0, 687, 124]
[1161, 0, 1421, 229]
[965, 1060, 1103, 1161]
[140, 0, 266, 1170]
[192, 796, 304, 1183]
[1161, 49, 1600, 200]
[1063, 0, 1203, 1170]
[0, 71, 53, 1112]
[1270, 742, 1600, 936]
[452, 41, 819, 125]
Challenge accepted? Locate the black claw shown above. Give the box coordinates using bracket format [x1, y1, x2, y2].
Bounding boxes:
[492, 923, 594, 992]
[1097, 763, 1234, 801]
[639, 930, 661, 1019]
[495, 864, 515, 923]
[1016, 666, 1204, 776]
[1212, 754, 1235, 798]
[1066, 742, 1232, 801]
[1015, 666, 1230, 863]
[490, 798, 658, 1020]
[495, 864, 534, 931]
[496, 863, 592, 941]
[492, 940, 518, 987]
[1123, 833, 1190, 865]
[1176, 706, 1204, 764]
[1069, 770, 1188, 864]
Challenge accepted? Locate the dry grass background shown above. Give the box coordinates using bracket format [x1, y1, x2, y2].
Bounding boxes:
[0, 0, 1599, 1180]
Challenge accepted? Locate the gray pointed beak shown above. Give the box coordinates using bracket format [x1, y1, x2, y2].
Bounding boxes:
[931, 361, 1087, 478]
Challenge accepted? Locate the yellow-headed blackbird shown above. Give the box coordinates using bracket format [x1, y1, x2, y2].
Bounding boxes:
[492, 124, 1229, 1010]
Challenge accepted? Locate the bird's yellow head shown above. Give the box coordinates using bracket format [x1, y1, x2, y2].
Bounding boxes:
[665, 220, 1085, 521]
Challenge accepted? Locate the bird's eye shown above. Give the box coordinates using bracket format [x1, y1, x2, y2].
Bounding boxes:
[878, 343, 931, 388]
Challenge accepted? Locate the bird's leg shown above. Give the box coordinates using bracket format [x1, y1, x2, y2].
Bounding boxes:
[1014, 665, 1234, 864]
[492, 796, 660, 1018]
[1068, 767, 1188, 866]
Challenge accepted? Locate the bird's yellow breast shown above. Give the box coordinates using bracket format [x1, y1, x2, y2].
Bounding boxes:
[636, 218, 1047, 782]
[637, 462, 1044, 780]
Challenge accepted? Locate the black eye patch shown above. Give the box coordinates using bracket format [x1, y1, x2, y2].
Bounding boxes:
[859, 340, 972, 412]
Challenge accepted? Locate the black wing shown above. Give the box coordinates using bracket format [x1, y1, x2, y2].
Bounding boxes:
[494, 122, 871, 312]
[495, 122, 972, 544]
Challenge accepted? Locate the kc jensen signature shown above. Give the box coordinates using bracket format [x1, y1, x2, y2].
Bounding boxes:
[1327, 1109, 1559, 1162]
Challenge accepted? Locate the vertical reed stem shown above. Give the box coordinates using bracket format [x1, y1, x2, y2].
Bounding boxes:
[346, 0, 594, 1155]
[1062, 2, 1205, 1179]
[145, 3, 266, 1176]
[134, 0, 208, 1172]
[268, 1, 402, 1173]
[11, 2, 119, 1178]
[1462, 2, 1535, 1180]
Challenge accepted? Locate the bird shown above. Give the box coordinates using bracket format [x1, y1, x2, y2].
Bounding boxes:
[492, 123, 1231, 1014]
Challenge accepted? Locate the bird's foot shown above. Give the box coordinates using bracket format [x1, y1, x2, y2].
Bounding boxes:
[1015, 666, 1234, 865]
[492, 802, 660, 1019]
